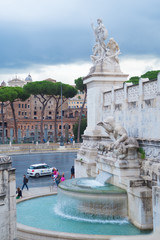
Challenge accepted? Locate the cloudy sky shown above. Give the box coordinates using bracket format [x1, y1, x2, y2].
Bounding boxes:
[0, 0, 160, 84]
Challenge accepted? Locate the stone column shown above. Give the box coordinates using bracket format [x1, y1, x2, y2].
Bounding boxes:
[84, 72, 128, 136]
[76, 71, 128, 178]
[0, 155, 16, 240]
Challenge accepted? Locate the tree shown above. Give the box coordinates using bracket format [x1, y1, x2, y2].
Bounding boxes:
[24, 81, 77, 143]
[141, 70, 160, 80]
[52, 82, 77, 142]
[0, 87, 30, 143]
[24, 81, 58, 143]
[0, 88, 10, 144]
[74, 77, 87, 143]
[126, 70, 160, 84]
[126, 76, 139, 85]
[73, 118, 87, 142]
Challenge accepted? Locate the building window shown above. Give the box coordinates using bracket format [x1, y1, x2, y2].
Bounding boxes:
[28, 105, 30, 108]
[24, 126, 26, 130]
[22, 112, 24, 115]
[59, 125, 61, 129]
[35, 101, 37, 104]
[34, 117, 37, 119]
[25, 104, 27, 108]
[19, 104, 21, 108]
[49, 111, 52, 115]
[18, 111, 21, 115]
[34, 107, 37, 110]
[34, 111, 37, 115]
[25, 112, 27, 115]
[50, 125, 52, 129]
[22, 104, 24, 108]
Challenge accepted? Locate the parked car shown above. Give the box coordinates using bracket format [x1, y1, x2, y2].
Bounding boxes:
[27, 163, 54, 178]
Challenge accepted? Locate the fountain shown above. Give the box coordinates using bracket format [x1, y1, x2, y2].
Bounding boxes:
[16, 178, 151, 236]
[16, 19, 155, 239]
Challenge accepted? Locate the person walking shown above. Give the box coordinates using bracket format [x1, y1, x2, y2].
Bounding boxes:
[22, 174, 29, 190]
[70, 166, 75, 179]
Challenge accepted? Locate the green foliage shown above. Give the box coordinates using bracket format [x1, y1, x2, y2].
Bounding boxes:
[126, 76, 139, 85]
[140, 70, 160, 80]
[73, 118, 87, 141]
[138, 147, 145, 159]
[0, 86, 30, 103]
[23, 81, 57, 96]
[126, 70, 160, 85]
[74, 77, 86, 92]
[23, 81, 77, 99]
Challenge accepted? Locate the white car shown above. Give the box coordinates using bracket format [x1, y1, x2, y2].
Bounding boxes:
[27, 163, 54, 178]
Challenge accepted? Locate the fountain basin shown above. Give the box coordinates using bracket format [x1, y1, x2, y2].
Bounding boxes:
[17, 194, 151, 237]
[58, 178, 128, 217]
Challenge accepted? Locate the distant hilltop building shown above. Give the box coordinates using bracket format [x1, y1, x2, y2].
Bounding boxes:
[8, 75, 26, 87]
[1, 80, 6, 87]
[0, 74, 33, 87]
[25, 74, 32, 83]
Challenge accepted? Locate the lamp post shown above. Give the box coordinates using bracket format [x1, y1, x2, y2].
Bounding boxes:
[60, 82, 64, 146]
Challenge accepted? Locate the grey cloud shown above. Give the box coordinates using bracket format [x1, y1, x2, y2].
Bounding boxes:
[0, 0, 160, 72]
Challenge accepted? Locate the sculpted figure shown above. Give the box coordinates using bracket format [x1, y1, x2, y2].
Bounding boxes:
[91, 19, 121, 69]
[106, 38, 120, 64]
[97, 117, 139, 160]
[91, 19, 108, 62]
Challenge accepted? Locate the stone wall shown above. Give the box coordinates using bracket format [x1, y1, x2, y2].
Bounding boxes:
[102, 75, 160, 140]
[0, 155, 16, 240]
[102, 74, 160, 187]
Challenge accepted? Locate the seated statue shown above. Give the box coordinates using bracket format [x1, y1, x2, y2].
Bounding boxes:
[97, 117, 139, 160]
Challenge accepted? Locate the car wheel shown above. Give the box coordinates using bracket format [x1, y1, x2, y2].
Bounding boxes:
[35, 173, 40, 178]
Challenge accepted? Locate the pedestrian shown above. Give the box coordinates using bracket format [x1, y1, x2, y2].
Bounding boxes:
[22, 174, 29, 190]
[51, 168, 57, 182]
[16, 187, 22, 199]
[61, 173, 65, 182]
[55, 174, 61, 186]
[70, 166, 75, 179]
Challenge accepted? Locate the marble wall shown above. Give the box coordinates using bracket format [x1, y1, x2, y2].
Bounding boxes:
[0, 155, 16, 240]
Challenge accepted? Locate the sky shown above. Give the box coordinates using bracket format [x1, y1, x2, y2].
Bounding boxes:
[0, 0, 160, 85]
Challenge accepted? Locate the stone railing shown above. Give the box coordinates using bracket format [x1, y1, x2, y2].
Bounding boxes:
[103, 74, 160, 140]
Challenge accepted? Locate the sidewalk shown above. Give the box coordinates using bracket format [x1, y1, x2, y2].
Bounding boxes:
[16, 186, 57, 202]
[0, 143, 80, 155]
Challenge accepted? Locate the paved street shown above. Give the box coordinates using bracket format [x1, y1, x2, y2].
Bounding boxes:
[11, 152, 76, 189]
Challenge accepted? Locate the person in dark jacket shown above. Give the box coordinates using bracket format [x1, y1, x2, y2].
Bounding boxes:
[22, 174, 29, 190]
[70, 166, 75, 179]
[16, 187, 22, 199]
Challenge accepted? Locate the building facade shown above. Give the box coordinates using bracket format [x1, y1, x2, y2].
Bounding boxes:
[0, 75, 87, 143]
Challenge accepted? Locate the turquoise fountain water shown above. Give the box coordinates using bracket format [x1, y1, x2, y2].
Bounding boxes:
[17, 177, 152, 236]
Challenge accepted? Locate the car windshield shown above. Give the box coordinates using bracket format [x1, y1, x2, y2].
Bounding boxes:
[29, 165, 50, 169]
[29, 166, 36, 169]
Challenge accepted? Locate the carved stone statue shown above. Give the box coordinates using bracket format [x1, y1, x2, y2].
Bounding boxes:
[97, 117, 139, 160]
[90, 19, 121, 72]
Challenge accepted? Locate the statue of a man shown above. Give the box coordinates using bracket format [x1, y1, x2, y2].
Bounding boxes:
[97, 116, 128, 149]
[97, 117, 139, 160]
[91, 19, 108, 59]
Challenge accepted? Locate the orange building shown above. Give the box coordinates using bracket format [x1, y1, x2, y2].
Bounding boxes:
[0, 75, 87, 143]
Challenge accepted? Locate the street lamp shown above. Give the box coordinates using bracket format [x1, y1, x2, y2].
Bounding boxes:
[60, 82, 64, 146]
